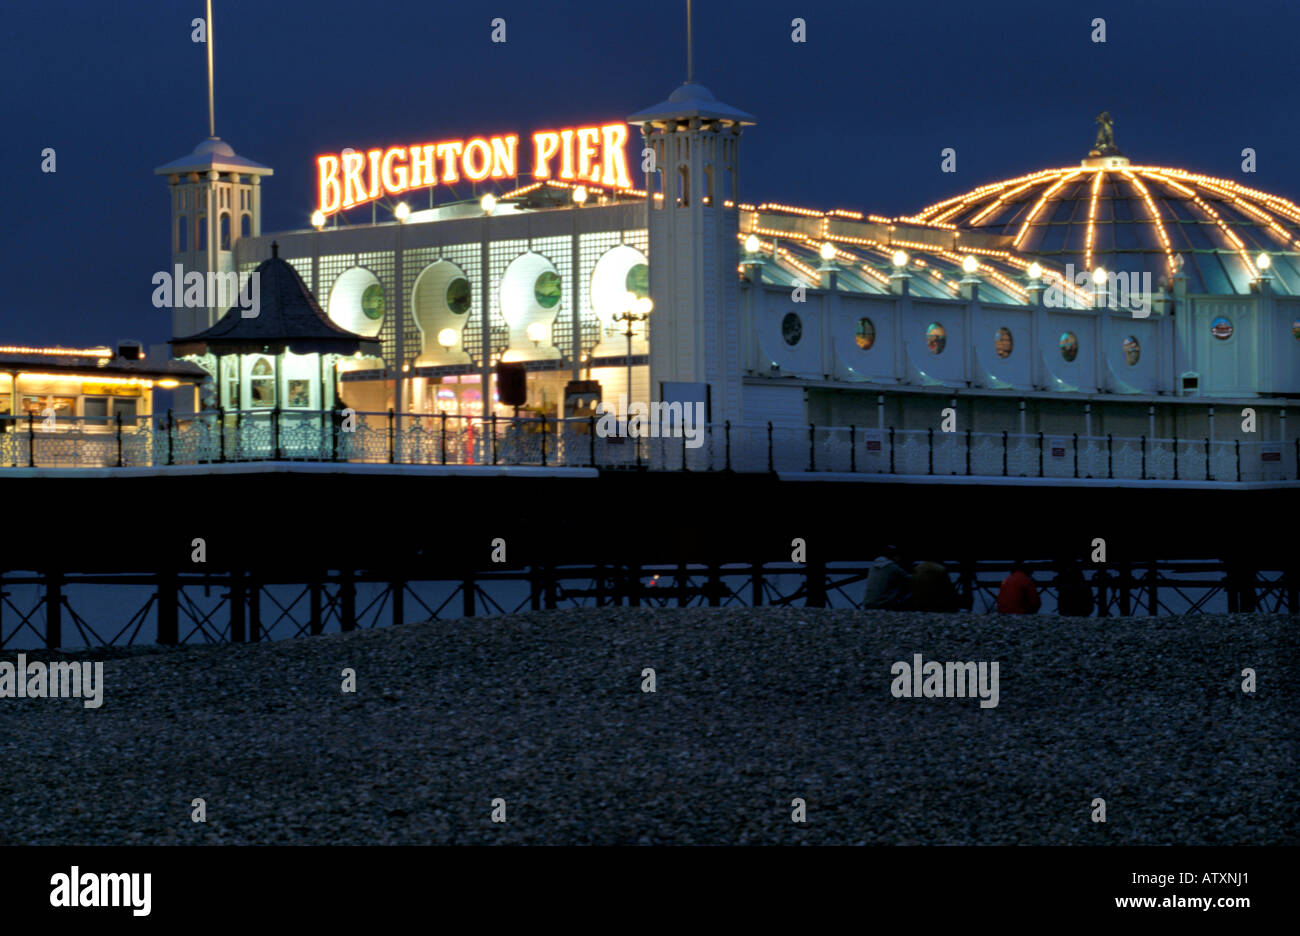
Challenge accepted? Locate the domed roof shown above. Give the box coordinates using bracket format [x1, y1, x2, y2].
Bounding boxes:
[154, 136, 273, 177]
[628, 81, 756, 125]
[909, 164, 1300, 296]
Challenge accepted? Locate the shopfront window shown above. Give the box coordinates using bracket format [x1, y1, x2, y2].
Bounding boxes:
[115, 399, 138, 427]
[84, 397, 109, 426]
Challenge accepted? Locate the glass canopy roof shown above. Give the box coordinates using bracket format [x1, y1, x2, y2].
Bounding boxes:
[907, 166, 1300, 296]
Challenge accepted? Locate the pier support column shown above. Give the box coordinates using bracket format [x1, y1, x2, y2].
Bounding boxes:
[392, 580, 405, 627]
[1118, 560, 1131, 616]
[529, 566, 542, 611]
[628, 563, 641, 607]
[462, 571, 475, 618]
[157, 570, 178, 646]
[806, 558, 827, 608]
[544, 565, 557, 610]
[229, 569, 245, 643]
[248, 579, 261, 642]
[340, 569, 356, 631]
[310, 579, 323, 635]
[45, 571, 62, 650]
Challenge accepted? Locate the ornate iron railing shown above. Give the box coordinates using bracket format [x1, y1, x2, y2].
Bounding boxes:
[0, 410, 1295, 482]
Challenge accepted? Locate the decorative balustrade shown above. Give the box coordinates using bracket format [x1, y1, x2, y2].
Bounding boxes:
[0, 409, 1295, 483]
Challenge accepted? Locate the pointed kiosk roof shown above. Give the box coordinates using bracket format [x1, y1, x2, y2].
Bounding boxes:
[171, 245, 381, 357]
[154, 136, 273, 177]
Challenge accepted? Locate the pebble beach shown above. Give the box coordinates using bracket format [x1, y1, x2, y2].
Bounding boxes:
[0, 607, 1293, 845]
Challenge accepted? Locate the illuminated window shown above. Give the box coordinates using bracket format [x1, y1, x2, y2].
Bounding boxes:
[287, 379, 311, 407]
[1211, 316, 1233, 340]
[926, 323, 946, 354]
[446, 277, 471, 315]
[677, 165, 689, 207]
[994, 327, 1013, 359]
[626, 264, 649, 299]
[1123, 335, 1140, 366]
[1293, 318, 1300, 341]
[1060, 331, 1079, 362]
[534, 272, 562, 309]
[703, 162, 714, 206]
[782, 312, 802, 346]
[855, 318, 876, 350]
[114, 398, 137, 426]
[361, 284, 385, 322]
[250, 357, 275, 407]
[83, 398, 109, 426]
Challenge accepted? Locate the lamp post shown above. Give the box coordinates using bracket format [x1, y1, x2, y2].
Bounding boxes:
[612, 293, 653, 416]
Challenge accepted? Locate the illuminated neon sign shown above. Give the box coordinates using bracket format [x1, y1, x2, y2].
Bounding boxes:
[316, 122, 631, 216]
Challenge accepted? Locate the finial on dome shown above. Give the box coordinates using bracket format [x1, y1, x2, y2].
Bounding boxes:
[1083, 111, 1129, 167]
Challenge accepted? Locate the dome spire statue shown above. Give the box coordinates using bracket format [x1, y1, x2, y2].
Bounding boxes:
[1090, 111, 1120, 157]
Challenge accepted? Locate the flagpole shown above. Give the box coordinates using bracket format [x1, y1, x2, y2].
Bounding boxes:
[206, 0, 216, 137]
[686, 0, 693, 83]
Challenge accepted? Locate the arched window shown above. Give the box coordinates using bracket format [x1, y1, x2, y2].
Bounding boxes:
[250, 357, 275, 407]
[651, 168, 664, 210]
[219, 212, 231, 250]
[676, 165, 689, 207]
[198, 214, 207, 250]
[240, 213, 251, 238]
[703, 162, 714, 206]
[176, 214, 187, 253]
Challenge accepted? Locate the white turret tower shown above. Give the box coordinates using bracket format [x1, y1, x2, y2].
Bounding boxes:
[627, 3, 755, 422]
[154, 0, 272, 338]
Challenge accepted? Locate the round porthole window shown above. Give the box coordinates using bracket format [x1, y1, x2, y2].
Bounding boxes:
[534, 271, 562, 309]
[446, 277, 471, 315]
[926, 323, 946, 354]
[994, 327, 1013, 359]
[625, 263, 649, 299]
[361, 284, 385, 321]
[856, 318, 875, 350]
[1060, 331, 1079, 362]
[782, 312, 802, 346]
[1211, 316, 1233, 340]
[1123, 335, 1140, 366]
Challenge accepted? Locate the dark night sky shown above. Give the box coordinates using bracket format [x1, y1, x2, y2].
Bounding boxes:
[3, 0, 1297, 350]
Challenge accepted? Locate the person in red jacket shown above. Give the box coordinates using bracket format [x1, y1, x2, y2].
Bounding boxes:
[997, 562, 1041, 614]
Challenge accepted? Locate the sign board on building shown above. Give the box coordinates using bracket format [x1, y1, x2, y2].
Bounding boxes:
[82, 383, 143, 397]
[317, 123, 632, 216]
